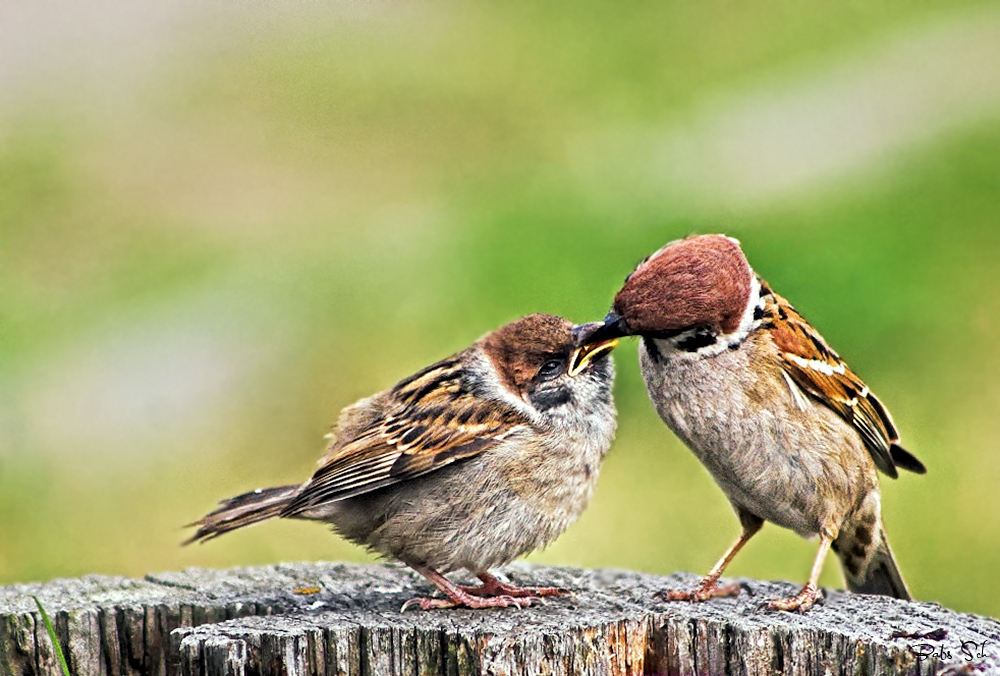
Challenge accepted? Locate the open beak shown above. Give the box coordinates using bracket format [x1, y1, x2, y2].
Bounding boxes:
[568, 321, 621, 377]
[568, 337, 618, 376]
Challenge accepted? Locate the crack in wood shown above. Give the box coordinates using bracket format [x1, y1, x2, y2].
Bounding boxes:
[1, 563, 997, 676]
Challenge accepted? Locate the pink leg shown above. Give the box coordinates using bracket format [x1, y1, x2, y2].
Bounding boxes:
[401, 564, 533, 611]
[458, 572, 570, 598]
[765, 533, 832, 613]
[661, 513, 763, 603]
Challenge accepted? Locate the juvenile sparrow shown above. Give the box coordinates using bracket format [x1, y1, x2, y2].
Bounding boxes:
[578, 234, 925, 612]
[188, 313, 618, 611]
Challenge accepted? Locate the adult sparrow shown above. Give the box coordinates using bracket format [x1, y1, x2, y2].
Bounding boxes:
[188, 313, 618, 611]
[578, 234, 925, 612]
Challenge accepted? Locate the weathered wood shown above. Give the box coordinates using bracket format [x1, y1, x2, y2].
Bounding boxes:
[1, 562, 997, 675]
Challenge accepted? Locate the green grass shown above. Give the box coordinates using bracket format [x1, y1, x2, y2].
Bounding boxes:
[33, 597, 71, 676]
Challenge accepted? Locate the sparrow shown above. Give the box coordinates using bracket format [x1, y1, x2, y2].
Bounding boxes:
[187, 313, 619, 611]
[578, 234, 925, 612]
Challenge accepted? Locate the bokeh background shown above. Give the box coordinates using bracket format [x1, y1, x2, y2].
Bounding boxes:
[2, 1, 999, 618]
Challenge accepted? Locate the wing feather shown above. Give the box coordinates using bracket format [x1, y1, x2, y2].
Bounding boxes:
[283, 353, 531, 514]
[758, 279, 919, 478]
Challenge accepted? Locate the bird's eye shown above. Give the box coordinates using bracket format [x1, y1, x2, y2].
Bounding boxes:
[537, 358, 566, 381]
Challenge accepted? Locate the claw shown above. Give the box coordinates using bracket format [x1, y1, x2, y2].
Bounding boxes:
[401, 594, 531, 612]
[764, 584, 823, 613]
[460, 573, 570, 599]
[403, 565, 568, 612]
[658, 579, 741, 603]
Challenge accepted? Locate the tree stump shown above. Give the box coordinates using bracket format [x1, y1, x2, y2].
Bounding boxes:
[1, 562, 997, 675]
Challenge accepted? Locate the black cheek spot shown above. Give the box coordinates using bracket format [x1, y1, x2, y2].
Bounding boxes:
[753, 304, 765, 321]
[642, 336, 662, 364]
[530, 386, 572, 412]
[675, 328, 716, 352]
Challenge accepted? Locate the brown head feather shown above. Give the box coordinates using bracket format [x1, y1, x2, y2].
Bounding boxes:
[480, 314, 575, 395]
[614, 234, 753, 335]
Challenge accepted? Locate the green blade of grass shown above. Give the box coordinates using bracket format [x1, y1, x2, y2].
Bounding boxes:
[32, 596, 71, 676]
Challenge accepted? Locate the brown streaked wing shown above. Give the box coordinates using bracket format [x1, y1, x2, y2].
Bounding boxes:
[764, 288, 899, 478]
[282, 356, 531, 514]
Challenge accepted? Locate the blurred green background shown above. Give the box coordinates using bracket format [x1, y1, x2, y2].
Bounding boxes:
[2, 1, 999, 618]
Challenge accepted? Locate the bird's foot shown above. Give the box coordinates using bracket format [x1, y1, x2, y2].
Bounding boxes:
[658, 577, 741, 603]
[401, 566, 562, 611]
[400, 592, 531, 612]
[460, 572, 569, 599]
[764, 584, 823, 613]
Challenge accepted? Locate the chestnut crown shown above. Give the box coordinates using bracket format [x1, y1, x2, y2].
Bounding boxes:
[613, 234, 753, 336]
[480, 314, 578, 394]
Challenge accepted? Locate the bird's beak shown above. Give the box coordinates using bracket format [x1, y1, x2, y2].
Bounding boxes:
[568, 337, 618, 376]
[568, 312, 626, 376]
[573, 310, 631, 346]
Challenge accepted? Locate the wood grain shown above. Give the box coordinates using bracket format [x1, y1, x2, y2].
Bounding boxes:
[1, 563, 996, 675]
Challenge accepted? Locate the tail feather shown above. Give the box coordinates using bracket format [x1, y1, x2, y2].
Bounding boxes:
[837, 526, 912, 600]
[185, 485, 299, 544]
[889, 442, 927, 475]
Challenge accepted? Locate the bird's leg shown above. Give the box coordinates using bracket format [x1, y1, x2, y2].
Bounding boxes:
[661, 512, 763, 602]
[766, 532, 832, 613]
[458, 571, 570, 598]
[401, 564, 532, 611]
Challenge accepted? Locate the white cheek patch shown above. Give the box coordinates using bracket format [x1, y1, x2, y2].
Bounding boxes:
[733, 274, 762, 341]
[473, 350, 541, 423]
